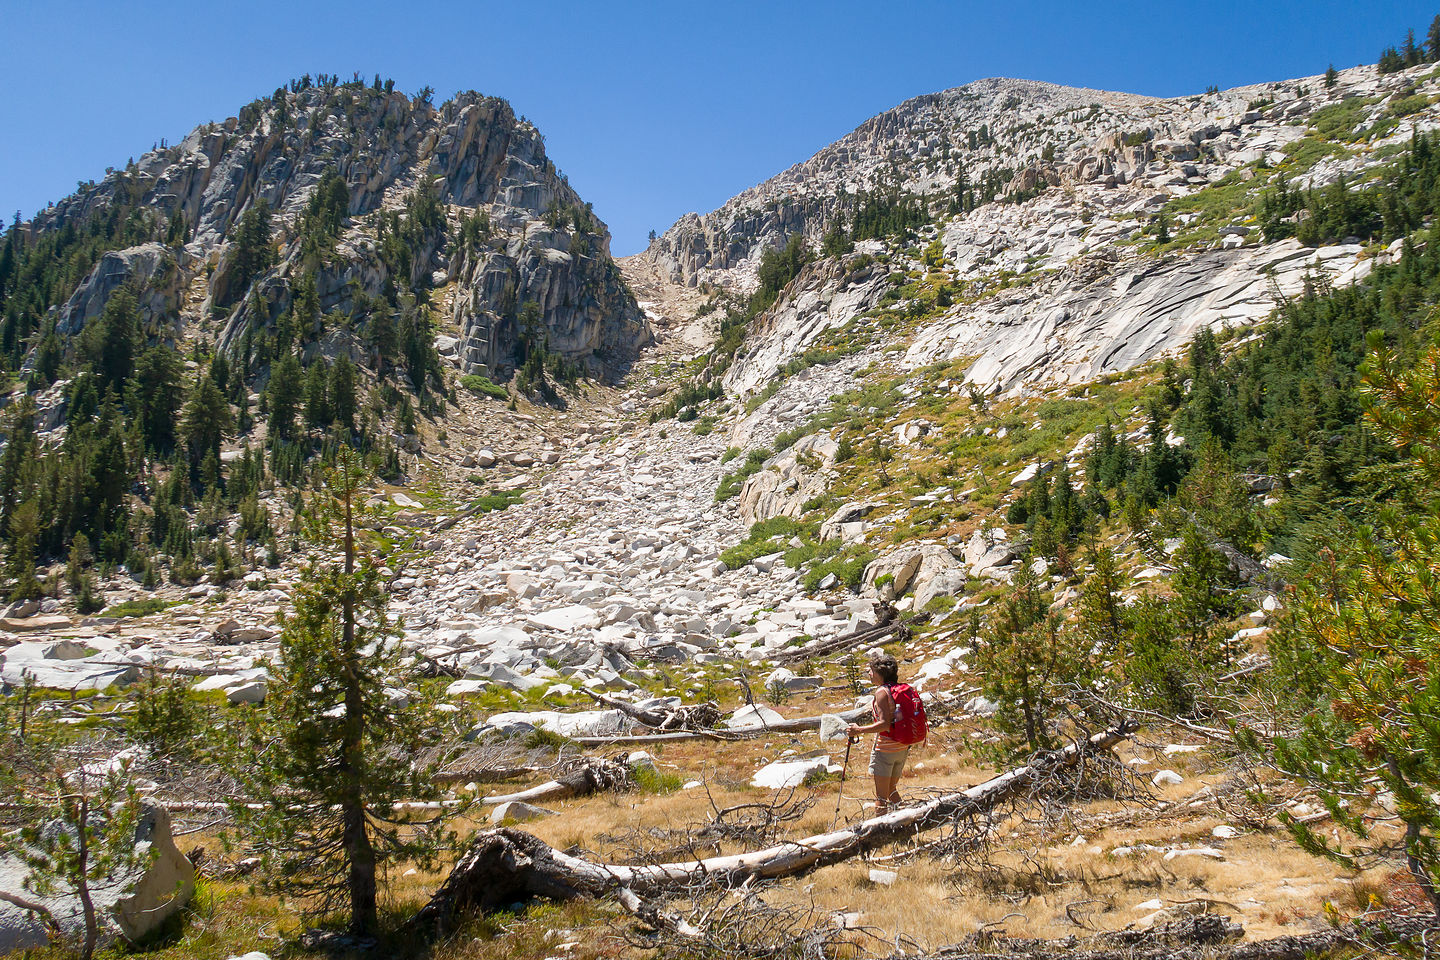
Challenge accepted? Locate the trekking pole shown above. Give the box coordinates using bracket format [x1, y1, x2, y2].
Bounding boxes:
[832, 733, 855, 829]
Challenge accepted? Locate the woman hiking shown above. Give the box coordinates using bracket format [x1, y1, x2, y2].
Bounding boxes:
[847, 653, 926, 814]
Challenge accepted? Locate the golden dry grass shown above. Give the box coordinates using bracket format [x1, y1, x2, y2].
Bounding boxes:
[70, 699, 1397, 960]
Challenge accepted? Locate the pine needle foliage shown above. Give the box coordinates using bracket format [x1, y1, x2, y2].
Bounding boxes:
[236, 449, 457, 936]
[1255, 337, 1440, 913]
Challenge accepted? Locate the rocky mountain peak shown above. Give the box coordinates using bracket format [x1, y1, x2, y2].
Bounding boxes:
[29, 80, 649, 380]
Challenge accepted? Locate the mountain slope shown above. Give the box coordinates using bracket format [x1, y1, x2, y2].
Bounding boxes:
[633, 64, 1432, 401]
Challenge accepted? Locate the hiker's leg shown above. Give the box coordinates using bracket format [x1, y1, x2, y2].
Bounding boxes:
[873, 774, 897, 813]
[886, 750, 909, 807]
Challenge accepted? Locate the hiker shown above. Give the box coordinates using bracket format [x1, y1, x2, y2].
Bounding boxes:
[847, 653, 926, 814]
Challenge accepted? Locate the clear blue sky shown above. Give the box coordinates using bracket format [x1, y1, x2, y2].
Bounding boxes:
[1, 0, 1434, 255]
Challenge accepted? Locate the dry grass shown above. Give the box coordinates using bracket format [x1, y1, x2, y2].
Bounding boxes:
[51, 699, 1394, 960]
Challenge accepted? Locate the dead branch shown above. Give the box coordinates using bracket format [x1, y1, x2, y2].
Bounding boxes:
[476, 757, 631, 806]
[0, 890, 61, 940]
[771, 607, 919, 665]
[581, 689, 721, 731]
[569, 706, 868, 746]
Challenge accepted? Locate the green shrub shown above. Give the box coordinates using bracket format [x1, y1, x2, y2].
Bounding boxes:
[101, 598, 170, 619]
[459, 374, 509, 400]
[522, 728, 576, 751]
[802, 544, 874, 591]
[470, 489, 525, 513]
[714, 448, 771, 502]
[632, 764, 682, 794]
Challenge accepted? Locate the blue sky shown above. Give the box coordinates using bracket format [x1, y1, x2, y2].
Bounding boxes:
[1, 0, 1434, 254]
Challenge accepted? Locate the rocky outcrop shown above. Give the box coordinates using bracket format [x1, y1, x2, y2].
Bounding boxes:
[28, 84, 648, 381]
[904, 238, 1372, 393]
[0, 804, 194, 953]
[56, 243, 190, 337]
[723, 253, 892, 397]
[737, 433, 840, 525]
[631, 78, 1167, 289]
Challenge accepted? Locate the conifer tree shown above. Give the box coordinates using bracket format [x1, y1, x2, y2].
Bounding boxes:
[266, 354, 304, 440]
[1256, 341, 1440, 913]
[974, 566, 1093, 754]
[181, 374, 233, 471]
[236, 449, 454, 935]
[328, 355, 357, 433]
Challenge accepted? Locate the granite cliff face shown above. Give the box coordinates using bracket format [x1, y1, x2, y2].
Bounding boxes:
[632, 65, 1440, 398]
[30, 84, 648, 379]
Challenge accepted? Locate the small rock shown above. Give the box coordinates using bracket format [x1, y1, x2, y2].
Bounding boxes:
[490, 801, 557, 824]
[1164, 846, 1224, 861]
[868, 869, 897, 886]
[1152, 769, 1183, 786]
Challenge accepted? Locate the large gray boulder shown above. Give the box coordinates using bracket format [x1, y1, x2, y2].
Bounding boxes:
[0, 804, 195, 953]
[863, 544, 962, 603]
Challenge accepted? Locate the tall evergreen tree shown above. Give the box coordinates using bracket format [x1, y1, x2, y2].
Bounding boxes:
[181, 374, 234, 472]
[129, 345, 185, 453]
[237, 450, 454, 935]
[267, 354, 304, 440]
[328, 355, 357, 433]
[1256, 341, 1440, 914]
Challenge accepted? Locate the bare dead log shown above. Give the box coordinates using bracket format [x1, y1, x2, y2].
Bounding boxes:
[435, 765, 557, 786]
[410, 723, 1138, 935]
[581, 689, 722, 731]
[568, 705, 869, 746]
[908, 912, 1440, 960]
[477, 757, 630, 806]
[771, 608, 921, 665]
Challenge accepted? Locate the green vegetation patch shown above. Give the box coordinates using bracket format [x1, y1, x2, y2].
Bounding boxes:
[101, 597, 173, 619]
[459, 374, 509, 400]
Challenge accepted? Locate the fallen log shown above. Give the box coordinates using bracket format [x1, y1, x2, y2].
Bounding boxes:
[581, 689, 721, 731]
[771, 609, 921, 666]
[477, 757, 630, 806]
[409, 723, 1137, 934]
[568, 706, 869, 746]
[434, 765, 557, 786]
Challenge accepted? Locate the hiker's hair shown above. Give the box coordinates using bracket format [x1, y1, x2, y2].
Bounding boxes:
[869, 653, 899, 685]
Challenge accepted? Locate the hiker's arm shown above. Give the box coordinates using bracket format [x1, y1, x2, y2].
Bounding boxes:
[847, 688, 895, 737]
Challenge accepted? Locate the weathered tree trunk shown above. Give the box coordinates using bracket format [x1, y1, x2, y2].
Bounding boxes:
[581, 689, 721, 731]
[477, 758, 630, 806]
[569, 706, 869, 746]
[411, 724, 1137, 934]
[435, 764, 557, 786]
[771, 608, 916, 665]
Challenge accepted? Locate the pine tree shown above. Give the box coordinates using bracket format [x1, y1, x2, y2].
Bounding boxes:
[266, 354, 304, 440]
[0, 755, 150, 960]
[1429, 15, 1440, 62]
[1404, 28, 1423, 67]
[236, 450, 455, 935]
[974, 565, 1093, 754]
[328, 355, 357, 433]
[1324, 63, 1338, 88]
[181, 374, 234, 471]
[227, 200, 274, 305]
[1254, 342, 1440, 913]
[79, 288, 142, 393]
[129, 344, 185, 453]
[5, 500, 42, 602]
[304, 360, 330, 428]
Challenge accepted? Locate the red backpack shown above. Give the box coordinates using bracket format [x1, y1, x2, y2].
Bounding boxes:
[885, 683, 928, 745]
